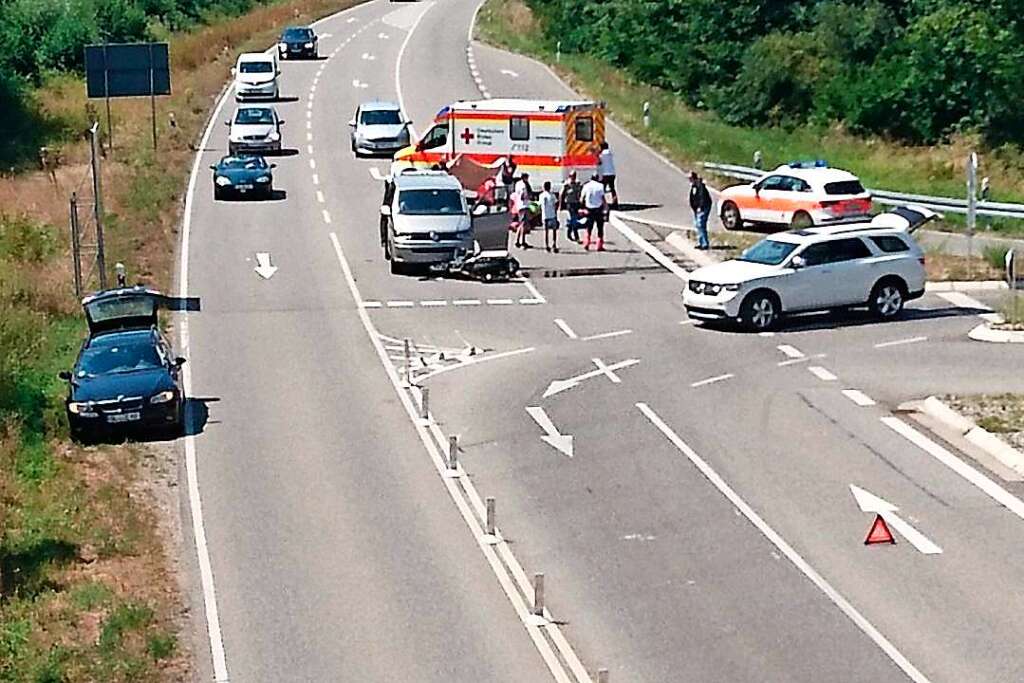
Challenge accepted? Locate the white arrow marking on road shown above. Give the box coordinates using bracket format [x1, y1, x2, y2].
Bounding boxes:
[500, 68, 519, 78]
[850, 485, 942, 555]
[543, 358, 639, 398]
[526, 406, 573, 458]
[352, 79, 368, 89]
[361, 52, 376, 61]
[254, 252, 277, 279]
[378, 32, 389, 39]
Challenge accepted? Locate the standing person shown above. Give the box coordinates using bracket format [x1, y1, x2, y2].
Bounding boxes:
[581, 173, 606, 251]
[598, 141, 618, 210]
[500, 157, 518, 202]
[689, 171, 712, 250]
[513, 172, 533, 249]
[539, 181, 559, 253]
[558, 171, 583, 242]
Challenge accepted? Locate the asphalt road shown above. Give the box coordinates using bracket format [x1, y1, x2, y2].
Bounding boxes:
[180, 1, 1024, 681]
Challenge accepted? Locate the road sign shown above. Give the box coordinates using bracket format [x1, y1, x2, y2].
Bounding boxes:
[84, 42, 171, 151]
[85, 43, 170, 98]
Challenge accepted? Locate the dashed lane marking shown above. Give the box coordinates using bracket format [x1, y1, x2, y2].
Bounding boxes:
[690, 373, 734, 388]
[316, 191, 325, 204]
[777, 344, 805, 359]
[842, 389, 877, 407]
[322, 209, 331, 224]
[874, 336, 927, 349]
[554, 318, 578, 339]
[808, 366, 838, 382]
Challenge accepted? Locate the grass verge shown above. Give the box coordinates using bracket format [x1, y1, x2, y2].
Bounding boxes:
[0, 0, 365, 680]
[476, 0, 1024, 238]
[944, 395, 1024, 452]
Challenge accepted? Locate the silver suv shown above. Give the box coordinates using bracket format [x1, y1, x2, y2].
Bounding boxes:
[380, 171, 473, 274]
[684, 206, 935, 331]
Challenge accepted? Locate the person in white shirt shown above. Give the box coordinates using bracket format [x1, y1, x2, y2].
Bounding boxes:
[598, 141, 618, 209]
[580, 174, 606, 251]
[513, 173, 533, 249]
[539, 181, 559, 253]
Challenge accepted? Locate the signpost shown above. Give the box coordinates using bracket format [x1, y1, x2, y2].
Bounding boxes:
[84, 42, 171, 152]
[1008, 249, 1018, 322]
[966, 152, 978, 274]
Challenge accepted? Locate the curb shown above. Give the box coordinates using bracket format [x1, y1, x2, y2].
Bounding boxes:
[665, 231, 715, 268]
[925, 280, 1008, 292]
[968, 322, 1024, 343]
[921, 396, 1024, 476]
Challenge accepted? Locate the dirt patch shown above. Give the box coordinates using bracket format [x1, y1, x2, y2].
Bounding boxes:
[924, 251, 1002, 282]
[944, 394, 1024, 452]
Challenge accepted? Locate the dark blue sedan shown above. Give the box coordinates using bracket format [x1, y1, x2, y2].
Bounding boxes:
[211, 155, 275, 200]
[60, 288, 190, 442]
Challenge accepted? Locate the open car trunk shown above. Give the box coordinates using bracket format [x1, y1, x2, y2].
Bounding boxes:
[83, 287, 200, 335]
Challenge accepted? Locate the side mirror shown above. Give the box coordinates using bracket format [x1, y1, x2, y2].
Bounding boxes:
[278, 120, 286, 126]
[230, 67, 237, 76]
[209, 165, 217, 171]
[270, 163, 277, 169]
[175, 357, 187, 367]
[348, 120, 356, 127]
[58, 371, 72, 381]
[380, 205, 392, 217]
[790, 255, 806, 269]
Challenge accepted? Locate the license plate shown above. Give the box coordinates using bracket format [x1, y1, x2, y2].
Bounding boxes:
[236, 184, 252, 191]
[107, 412, 140, 424]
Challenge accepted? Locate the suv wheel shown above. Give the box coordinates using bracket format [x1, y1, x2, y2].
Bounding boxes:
[869, 279, 905, 319]
[721, 201, 742, 231]
[740, 291, 780, 331]
[790, 211, 813, 229]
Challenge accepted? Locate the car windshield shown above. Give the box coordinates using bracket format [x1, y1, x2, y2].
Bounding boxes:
[361, 109, 402, 125]
[235, 108, 274, 125]
[739, 238, 798, 266]
[239, 61, 274, 74]
[79, 342, 163, 376]
[283, 28, 312, 40]
[221, 156, 267, 170]
[398, 189, 465, 216]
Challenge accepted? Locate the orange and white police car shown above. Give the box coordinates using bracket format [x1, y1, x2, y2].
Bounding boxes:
[718, 161, 873, 230]
[392, 98, 606, 191]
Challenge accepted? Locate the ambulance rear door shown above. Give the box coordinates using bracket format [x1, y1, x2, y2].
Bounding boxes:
[563, 104, 602, 180]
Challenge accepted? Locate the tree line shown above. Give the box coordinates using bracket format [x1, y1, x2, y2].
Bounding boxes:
[528, 0, 1024, 147]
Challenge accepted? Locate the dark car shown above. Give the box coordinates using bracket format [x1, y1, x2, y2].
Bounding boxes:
[211, 155, 276, 200]
[60, 288, 189, 442]
[278, 26, 318, 60]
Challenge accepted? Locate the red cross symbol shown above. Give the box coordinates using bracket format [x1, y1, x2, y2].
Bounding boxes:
[460, 127, 475, 144]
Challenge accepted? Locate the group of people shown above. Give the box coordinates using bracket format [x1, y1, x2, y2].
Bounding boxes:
[499, 143, 714, 253]
[501, 141, 618, 252]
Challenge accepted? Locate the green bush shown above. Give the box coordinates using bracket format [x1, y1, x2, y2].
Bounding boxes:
[529, 0, 1024, 147]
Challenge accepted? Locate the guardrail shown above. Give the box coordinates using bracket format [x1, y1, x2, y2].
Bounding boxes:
[701, 162, 1024, 220]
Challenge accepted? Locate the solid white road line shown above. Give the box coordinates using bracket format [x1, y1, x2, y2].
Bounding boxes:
[690, 373, 734, 388]
[581, 329, 633, 342]
[554, 318, 578, 339]
[608, 213, 690, 281]
[808, 366, 838, 382]
[874, 336, 928, 349]
[777, 344, 804, 359]
[328, 233, 575, 682]
[882, 417, 1024, 521]
[417, 347, 536, 383]
[637, 403, 932, 683]
[842, 389, 877, 407]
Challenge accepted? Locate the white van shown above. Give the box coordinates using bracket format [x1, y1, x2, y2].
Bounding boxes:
[233, 53, 280, 102]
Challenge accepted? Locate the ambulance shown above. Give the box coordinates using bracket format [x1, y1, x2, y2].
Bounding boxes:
[392, 98, 606, 191]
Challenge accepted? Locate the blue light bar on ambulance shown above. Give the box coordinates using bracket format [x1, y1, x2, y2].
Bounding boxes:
[788, 159, 829, 169]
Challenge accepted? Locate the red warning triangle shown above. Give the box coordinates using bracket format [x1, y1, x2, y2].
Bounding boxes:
[864, 514, 896, 546]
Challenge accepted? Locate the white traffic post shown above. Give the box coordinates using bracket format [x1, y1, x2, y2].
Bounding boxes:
[1007, 249, 1018, 320]
[419, 386, 429, 421]
[444, 434, 461, 478]
[642, 101, 650, 128]
[403, 338, 411, 386]
[484, 496, 498, 544]
[967, 152, 978, 274]
[556, 41, 561, 63]
[597, 668, 609, 683]
[532, 573, 545, 620]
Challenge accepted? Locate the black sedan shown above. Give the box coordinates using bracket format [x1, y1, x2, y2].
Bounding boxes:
[60, 288, 188, 442]
[278, 26, 318, 59]
[211, 155, 275, 200]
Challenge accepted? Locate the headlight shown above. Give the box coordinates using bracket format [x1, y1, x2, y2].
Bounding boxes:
[278, 43, 287, 51]
[268, 131, 281, 141]
[304, 42, 314, 48]
[68, 401, 87, 414]
[150, 390, 176, 405]
[215, 175, 232, 186]
[706, 284, 722, 296]
[723, 284, 741, 292]
[255, 175, 271, 183]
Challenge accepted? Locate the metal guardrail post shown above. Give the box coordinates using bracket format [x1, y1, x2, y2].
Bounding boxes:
[597, 668, 609, 683]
